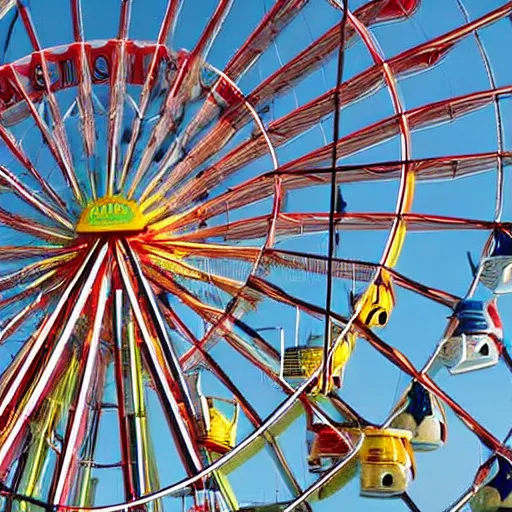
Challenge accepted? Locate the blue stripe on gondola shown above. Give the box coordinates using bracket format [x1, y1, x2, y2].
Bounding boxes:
[405, 382, 433, 425]
[453, 300, 492, 337]
[491, 231, 512, 258]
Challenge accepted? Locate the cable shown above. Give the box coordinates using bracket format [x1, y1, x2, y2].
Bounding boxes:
[321, 0, 349, 394]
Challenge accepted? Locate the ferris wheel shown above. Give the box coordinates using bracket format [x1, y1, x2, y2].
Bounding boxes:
[0, 0, 511, 511]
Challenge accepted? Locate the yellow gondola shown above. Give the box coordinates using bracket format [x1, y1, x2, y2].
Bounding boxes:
[200, 395, 239, 454]
[186, 371, 239, 455]
[282, 332, 356, 394]
[354, 270, 395, 328]
[358, 427, 416, 498]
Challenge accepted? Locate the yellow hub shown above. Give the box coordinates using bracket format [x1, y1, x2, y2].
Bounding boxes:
[76, 196, 147, 234]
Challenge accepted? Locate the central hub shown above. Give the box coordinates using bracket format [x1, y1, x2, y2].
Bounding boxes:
[76, 196, 147, 234]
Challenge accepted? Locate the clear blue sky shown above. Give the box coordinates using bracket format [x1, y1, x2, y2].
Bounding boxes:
[0, 1, 511, 511]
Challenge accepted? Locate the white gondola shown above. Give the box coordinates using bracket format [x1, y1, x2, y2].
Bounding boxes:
[470, 456, 512, 511]
[390, 382, 447, 451]
[439, 300, 503, 374]
[477, 230, 512, 294]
